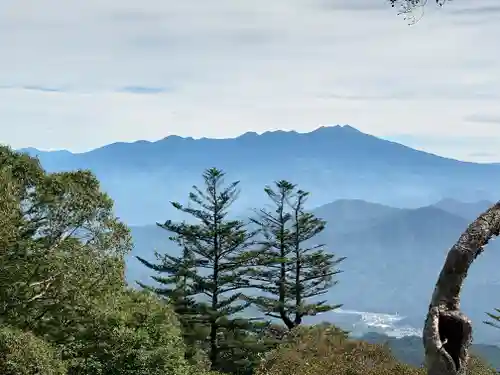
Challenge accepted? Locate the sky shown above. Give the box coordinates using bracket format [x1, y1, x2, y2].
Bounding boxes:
[1, 0, 500, 162]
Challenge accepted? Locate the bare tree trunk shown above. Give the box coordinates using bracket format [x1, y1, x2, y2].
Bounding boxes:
[423, 202, 500, 375]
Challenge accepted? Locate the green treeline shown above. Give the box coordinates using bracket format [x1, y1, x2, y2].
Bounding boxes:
[0, 147, 498, 375]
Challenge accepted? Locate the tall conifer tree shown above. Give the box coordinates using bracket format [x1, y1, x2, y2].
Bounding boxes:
[137, 168, 257, 371]
[249, 180, 345, 329]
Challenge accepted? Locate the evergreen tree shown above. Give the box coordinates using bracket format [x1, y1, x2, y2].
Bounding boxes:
[248, 180, 345, 329]
[136, 232, 206, 362]
[137, 168, 258, 372]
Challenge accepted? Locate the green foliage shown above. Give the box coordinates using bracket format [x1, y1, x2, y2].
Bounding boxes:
[214, 320, 285, 375]
[0, 325, 66, 375]
[137, 168, 259, 371]
[255, 323, 421, 375]
[62, 289, 191, 375]
[136, 229, 208, 363]
[249, 180, 344, 329]
[467, 355, 499, 375]
[0, 146, 132, 335]
[254, 323, 498, 375]
[484, 308, 500, 329]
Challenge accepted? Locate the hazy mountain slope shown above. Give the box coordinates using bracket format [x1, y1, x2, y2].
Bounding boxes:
[311, 199, 401, 234]
[321, 206, 470, 314]
[431, 198, 494, 220]
[19, 125, 500, 225]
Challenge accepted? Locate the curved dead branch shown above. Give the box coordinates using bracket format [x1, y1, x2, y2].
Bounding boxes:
[423, 201, 500, 375]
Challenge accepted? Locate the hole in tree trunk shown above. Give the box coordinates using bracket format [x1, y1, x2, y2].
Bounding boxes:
[438, 314, 463, 371]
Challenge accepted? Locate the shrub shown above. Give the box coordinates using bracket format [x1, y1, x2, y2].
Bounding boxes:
[254, 324, 498, 375]
[63, 290, 192, 375]
[255, 328, 421, 375]
[0, 326, 66, 375]
[467, 355, 498, 375]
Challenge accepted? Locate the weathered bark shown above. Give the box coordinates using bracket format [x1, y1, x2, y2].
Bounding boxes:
[423, 201, 500, 375]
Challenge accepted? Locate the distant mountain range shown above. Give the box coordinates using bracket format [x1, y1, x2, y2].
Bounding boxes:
[20, 125, 500, 225]
[18, 125, 500, 344]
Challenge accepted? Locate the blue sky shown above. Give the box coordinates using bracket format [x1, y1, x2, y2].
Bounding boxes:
[1, 0, 499, 161]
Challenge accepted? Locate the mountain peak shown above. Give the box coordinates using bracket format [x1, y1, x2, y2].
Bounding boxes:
[239, 131, 259, 138]
[314, 124, 361, 133]
[236, 125, 363, 140]
[19, 147, 72, 157]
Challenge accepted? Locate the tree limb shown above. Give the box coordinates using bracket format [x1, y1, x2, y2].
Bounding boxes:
[423, 201, 500, 375]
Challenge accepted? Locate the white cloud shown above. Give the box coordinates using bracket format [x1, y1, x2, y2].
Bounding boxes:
[1, 0, 500, 161]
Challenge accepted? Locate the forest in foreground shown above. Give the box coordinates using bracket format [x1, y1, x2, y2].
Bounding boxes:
[1, 145, 499, 375]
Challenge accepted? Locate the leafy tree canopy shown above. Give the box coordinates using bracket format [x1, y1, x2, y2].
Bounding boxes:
[0, 325, 66, 375]
[0, 146, 132, 335]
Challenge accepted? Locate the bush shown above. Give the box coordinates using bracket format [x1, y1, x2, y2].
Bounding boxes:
[0, 326, 66, 375]
[255, 324, 420, 375]
[63, 290, 192, 375]
[254, 324, 498, 375]
[467, 355, 498, 375]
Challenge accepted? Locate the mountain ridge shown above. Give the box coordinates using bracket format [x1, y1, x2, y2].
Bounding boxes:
[17, 124, 500, 226]
[18, 125, 491, 165]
